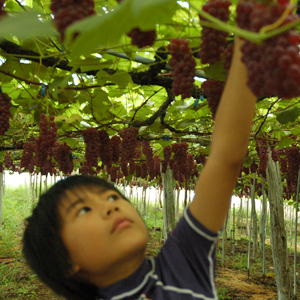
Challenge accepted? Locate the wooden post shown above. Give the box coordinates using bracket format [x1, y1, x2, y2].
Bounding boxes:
[161, 166, 175, 242]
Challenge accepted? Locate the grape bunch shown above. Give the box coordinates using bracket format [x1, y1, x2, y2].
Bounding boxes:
[141, 163, 148, 179]
[162, 145, 172, 173]
[109, 166, 119, 183]
[50, 0, 96, 41]
[202, 79, 225, 119]
[21, 137, 36, 173]
[35, 114, 58, 175]
[52, 142, 74, 175]
[153, 155, 161, 178]
[98, 129, 112, 169]
[199, 0, 231, 65]
[172, 142, 188, 184]
[80, 128, 100, 175]
[236, 0, 300, 98]
[120, 161, 128, 178]
[255, 139, 269, 178]
[129, 161, 136, 175]
[135, 164, 142, 178]
[127, 28, 157, 48]
[223, 43, 234, 70]
[4, 153, 13, 170]
[119, 127, 139, 163]
[111, 135, 121, 163]
[286, 146, 300, 195]
[0, 92, 11, 135]
[142, 141, 154, 180]
[167, 39, 196, 99]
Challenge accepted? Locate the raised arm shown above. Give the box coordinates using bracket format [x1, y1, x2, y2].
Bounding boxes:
[189, 37, 257, 233]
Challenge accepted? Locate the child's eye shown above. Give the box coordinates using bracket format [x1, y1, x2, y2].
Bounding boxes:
[107, 195, 118, 202]
[78, 207, 91, 216]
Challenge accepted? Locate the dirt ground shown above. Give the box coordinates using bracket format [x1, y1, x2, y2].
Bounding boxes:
[1, 231, 297, 299]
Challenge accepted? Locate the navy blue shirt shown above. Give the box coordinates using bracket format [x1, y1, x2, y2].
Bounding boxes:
[97, 208, 220, 300]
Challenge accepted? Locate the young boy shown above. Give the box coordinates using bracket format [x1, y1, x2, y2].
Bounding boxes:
[22, 37, 256, 300]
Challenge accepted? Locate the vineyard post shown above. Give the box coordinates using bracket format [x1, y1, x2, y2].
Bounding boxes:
[246, 197, 249, 236]
[29, 173, 32, 202]
[289, 205, 293, 254]
[240, 197, 244, 238]
[261, 176, 266, 282]
[248, 173, 256, 279]
[222, 220, 225, 266]
[0, 172, 3, 235]
[154, 184, 157, 234]
[251, 184, 258, 260]
[231, 203, 235, 255]
[161, 165, 175, 242]
[176, 187, 180, 221]
[293, 169, 300, 299]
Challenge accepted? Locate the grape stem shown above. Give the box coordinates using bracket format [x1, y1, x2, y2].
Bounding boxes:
[197, 8, 300, 44]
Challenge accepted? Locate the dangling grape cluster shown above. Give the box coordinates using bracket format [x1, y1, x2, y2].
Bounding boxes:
[286, 146, 300, 195]
[167, 39, 196, 99]
[162, 145, 172, 173]
[20, 137, 36, 173]
[111, 136, 121, 163]
[171, 142, 188, 184]
[52, 142, 74, 175]
[80, 128, 99, 175]
[202, 79, 225, 119]
[0, 92, 11, 135]
[119, 127, 139, 163]
[236, 0, 300, 98]
[255, 139, 269, 178]
[223, 43, 234, 70]
[199, 0, 231, 65]
[50, 0, 96, 41]
[99, 129, 112, 169]
[142, 141, 154, 180]
[36, 114, 58, 175]
[127, 28, 157, 48]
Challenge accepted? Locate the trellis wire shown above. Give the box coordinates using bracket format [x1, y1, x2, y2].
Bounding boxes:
[248, 173, 256, 279]
[293, 168, 300, 299]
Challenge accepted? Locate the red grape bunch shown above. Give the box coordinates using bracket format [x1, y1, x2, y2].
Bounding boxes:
[167, 39, 196, 100]
[142, 141, 155, 180]
[255, 139, 269, 178]
[199, 0, 231, 65]
[35, 114, 58, 175]
[236, 0, 300, 98]
[52, 142, 74, 175]
[0, 92, 11, 135]
[162, 145, 172, 173]
[20, 137, 36, 173]
[201, 79, 225, 119]
[119, 127, 139, 163]
[50, 0, 96, 41]
[80, 128, 100, 175]
[127, 28, 157, 48]
[0, 0, 7, 18]
[111, 135, 121, 163]
[171, 142, 189, 184]
[286, 146, 300, 195]
[98, 129, 112, 169]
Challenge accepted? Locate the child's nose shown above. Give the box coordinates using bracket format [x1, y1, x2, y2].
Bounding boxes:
[102, 202, 119, 217]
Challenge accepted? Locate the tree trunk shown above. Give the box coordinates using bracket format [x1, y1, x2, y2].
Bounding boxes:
[266, 151, 292, 300]
[162, 166, 175, 242]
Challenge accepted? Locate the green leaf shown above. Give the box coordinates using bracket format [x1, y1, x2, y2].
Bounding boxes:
[55, 114, 82, 124]
[274, 107, 300, 124]
[0, 11, 57, 40]
[203, 60, 227, 82]
[111, 71, 133, 89]
[278, 137, 294, 148]
[178, 119, 195, 128]
[66, 0, 177, 57]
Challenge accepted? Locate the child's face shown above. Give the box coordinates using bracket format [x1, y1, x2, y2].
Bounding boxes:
[58, 186, 149, 287]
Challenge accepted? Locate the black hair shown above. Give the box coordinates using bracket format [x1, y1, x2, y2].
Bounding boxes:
[22, 175, 128, 300]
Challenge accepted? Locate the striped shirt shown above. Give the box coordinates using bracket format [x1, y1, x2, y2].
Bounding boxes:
[97, 208, 220, 300]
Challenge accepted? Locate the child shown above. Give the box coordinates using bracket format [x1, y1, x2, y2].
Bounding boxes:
[22, 37, 256, 300]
